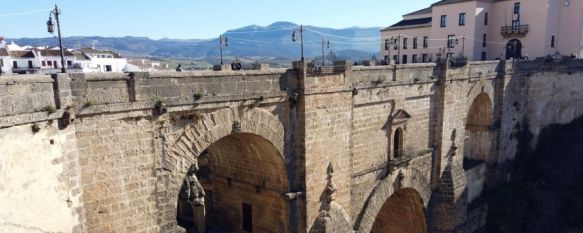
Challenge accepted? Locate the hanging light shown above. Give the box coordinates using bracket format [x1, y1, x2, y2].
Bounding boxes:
[292, 31, 297, 42]
[47, 14, 55, 34]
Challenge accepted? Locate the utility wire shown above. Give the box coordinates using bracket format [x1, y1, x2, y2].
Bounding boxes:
[0, 8, 52, 17]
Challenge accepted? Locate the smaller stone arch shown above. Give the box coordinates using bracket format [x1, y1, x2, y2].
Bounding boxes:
[354, 167, 431, 233]
[370, 188, 427, 233]
[464, 93, 494, 162]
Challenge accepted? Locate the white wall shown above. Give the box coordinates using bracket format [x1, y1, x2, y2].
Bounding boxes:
[0, 123, 82, 233]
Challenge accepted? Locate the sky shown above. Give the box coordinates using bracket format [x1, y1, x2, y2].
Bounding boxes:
[0, 0, 435, 40]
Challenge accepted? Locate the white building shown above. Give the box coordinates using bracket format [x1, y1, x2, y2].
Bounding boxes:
[34, 48, 78, 74]
[0, 47, 11, 75]
[76, 48, 128, 72]
[0, 41, 129, 75]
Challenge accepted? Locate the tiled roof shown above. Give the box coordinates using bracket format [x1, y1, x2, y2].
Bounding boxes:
[404, 6, 433, 16]
[432, 0, 477, 6]
[78, 48, 123, 58]
[36, 49, 74, 57]
[9, 50, 35, 58]
[383, 17, 433, 31]
[73, 51, 90, 61]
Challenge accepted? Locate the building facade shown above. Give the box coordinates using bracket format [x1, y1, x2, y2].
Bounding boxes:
[76, 48, 128, 73]
[381, 0, 583, 63]
[0, 41, 129, 75]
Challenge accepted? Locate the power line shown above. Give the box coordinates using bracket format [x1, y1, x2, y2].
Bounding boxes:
[224, 28, 291, 34]
[0, 8, 52, 17]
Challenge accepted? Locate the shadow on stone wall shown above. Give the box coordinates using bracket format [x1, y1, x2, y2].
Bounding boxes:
[484, 116, 583, 233]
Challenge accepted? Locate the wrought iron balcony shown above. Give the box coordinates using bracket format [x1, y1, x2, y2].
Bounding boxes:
[501, 25, 529, 38]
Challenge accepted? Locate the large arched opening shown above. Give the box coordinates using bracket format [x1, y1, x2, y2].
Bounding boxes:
[177, 133, 289, 233]
[463, 93, 493, 203]
[370, 188, 427, 233]
[464, 93, 493, 163]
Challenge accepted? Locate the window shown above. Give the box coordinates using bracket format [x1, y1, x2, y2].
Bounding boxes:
[440, 15, 447, 27]
[481, 52, 487, 61]
[459, 13, 466, 26]
[447, 35, 456, 48]
[384, 39, 390, 50]
[242, 203, 253, 232]
[0, 59, 3, 67]
[13, 61, 18, 68]
[47, 61, 52, 66]
[105, 65, 113, 72]
[393, 128, 403, 158]
[42, 61, 46, 66]
[394, 38, 399, 50]
[403, 38, 408, 49]
[28, 60, 33, 68]
[512, 20, 520, 29]
[484, 12, 488, 25]
[67, 60, 72, 66]
[422, 54, 428, 63]
[413, 37, 418, 49]
[551, 35, 556, 48]
[384, 56, 389, 63]
[412, 54, 418, 63]
[393, 55, 399, 64]
[402, 55, 408, 64]
[483, 34, 487, 47]
[514, 2, 520, 14]
[423, 36, 429, 48]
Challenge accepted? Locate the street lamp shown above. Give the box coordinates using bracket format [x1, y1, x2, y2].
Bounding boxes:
[219, 35, 228, 65]
[47, 4, 66, 73]
[321, 38, 329, 66]
[292, 25, 304, 61]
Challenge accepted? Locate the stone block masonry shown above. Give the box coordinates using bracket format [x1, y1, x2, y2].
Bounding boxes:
[0, 59, 582, 233]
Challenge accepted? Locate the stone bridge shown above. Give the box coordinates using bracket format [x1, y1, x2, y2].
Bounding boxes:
[1, 59, 582, 233]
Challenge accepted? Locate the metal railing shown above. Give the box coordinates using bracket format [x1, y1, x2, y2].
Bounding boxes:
[501, 25, 529, 37]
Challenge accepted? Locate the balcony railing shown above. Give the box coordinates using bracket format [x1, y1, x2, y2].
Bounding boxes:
[501, 25, 529, 38]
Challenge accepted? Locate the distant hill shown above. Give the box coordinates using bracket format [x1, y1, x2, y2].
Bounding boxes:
[9, 22, 381, 61]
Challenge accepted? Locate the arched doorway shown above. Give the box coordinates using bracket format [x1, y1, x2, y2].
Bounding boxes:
[464, 93, 493, 162]
[370, 188, 427, 233]
[506, 39, 523, 59]
[177, 133, 289, 233]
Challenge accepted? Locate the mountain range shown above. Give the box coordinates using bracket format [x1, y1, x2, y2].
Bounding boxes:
[9, 22, 381, 61]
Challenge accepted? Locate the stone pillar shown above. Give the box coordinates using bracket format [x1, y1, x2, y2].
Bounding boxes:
[51, 73, 73, 109]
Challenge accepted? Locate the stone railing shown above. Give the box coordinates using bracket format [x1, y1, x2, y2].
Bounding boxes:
[388, 148, 433, 173]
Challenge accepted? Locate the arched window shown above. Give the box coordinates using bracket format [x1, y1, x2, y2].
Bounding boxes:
[393, 128, 404, 159]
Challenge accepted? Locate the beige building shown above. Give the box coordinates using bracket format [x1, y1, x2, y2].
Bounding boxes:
[381, 0, 583, 63]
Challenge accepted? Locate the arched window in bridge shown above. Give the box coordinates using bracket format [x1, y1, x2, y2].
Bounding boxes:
[394, 127, 404, 159]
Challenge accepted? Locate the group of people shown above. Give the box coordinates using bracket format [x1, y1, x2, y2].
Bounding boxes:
[230, 59, 242, 70]
[176, 58, 243, 72]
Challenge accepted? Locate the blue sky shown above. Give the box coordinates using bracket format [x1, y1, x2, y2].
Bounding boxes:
[1, 0, 435, 39]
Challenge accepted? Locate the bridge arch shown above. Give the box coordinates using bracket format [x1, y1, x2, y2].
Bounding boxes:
[370, 188, 427, 233]
[160, 107, 288, 232]
[355, 168, 431, 233]
[464, 93, 494, 162]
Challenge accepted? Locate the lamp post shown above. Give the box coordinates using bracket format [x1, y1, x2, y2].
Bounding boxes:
[219, 35, 228, 65]
[292, 25, 304, 61]
[47, 4, 66, 73]
[321, 38, 329, 66]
